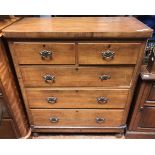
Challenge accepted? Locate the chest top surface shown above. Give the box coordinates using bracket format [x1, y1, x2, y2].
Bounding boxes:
[0, 18, 20, 37]
[2, 17, 153, 39]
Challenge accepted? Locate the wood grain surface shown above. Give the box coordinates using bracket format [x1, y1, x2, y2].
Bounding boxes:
[26, 88, 129, 109]
[0, 119, 16, 139]
[0, 39, 29, 137]
[5, 17, 152, 134]
[20, 66, 134, 87]
[31, 109, 124, 127]
[139, 106, 155, 128]
[2, 17, 153, 39]
[0, 17, 20, 32]
[13, 42, 75, 64]
[78, 42, 141, 64]
[0, 97, 10, 118]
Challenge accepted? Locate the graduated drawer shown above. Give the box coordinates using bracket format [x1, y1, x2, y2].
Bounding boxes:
[31, 109, 124, 127]
[20, 66, 134, 87]
[13, 42, 75, 64]
[78, 42, 141, 64]
[26, 89, 129, 109]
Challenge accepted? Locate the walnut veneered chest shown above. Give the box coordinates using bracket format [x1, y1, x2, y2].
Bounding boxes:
[3, 17, 153, 134]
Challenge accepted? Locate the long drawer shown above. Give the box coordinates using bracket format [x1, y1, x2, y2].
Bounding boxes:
[20, 66, 134, 87]
[26, 88, 129, 109]
[31, 109, 124, 127]
[78, 42, 140, 64]
[13, 42, 75, 64]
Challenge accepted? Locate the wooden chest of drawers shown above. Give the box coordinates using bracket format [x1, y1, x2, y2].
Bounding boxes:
[3, 17, 153, 134]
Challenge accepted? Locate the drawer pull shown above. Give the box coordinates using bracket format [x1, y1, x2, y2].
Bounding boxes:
[102, 50, 115, 61]
[43, 74, 55, 83]
[139, 106, 144, 112]
[40, 50, 52, 60]
[99, 74, 111, 80]
[47, 97, 57, 104]
[97, 97, 108, 104]
[49, 117, 59, 123]
[96, 117, 105, 123]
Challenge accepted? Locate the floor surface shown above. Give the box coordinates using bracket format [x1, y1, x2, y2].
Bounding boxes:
[32, 134, 125, 139]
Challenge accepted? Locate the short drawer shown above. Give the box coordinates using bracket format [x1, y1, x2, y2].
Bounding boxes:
[78, 43, 140, 64]
[26, 89, 129, 109]
[13, 42, 75, 64]
[20, 66, 134, 87]
[31, 109, 124, 127]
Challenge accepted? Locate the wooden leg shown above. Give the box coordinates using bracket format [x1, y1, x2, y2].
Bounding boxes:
[115, 133, 124, 138]
[32, 132, 39, 137]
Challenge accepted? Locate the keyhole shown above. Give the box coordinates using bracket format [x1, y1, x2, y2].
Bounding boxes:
[108, 44, 111, 48]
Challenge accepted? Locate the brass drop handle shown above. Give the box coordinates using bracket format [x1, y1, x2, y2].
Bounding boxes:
[102, 50, 115, 61]
[43, 74, 55, 83]
[47, 97, 57, 104]
[40, 50, 52, 60]
[97, 97, 108, 104]
[99, 74, 111, 80]
[49, 117, 59, 123]
[96, 117, 105, 123]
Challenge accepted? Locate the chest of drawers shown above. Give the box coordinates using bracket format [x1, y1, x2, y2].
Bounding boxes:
[3, 17, 153, 134]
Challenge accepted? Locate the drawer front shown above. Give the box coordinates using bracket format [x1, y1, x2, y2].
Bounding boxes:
[20, 66, 134, 87]
[31, 109, 124, 127]
[27, 89, 129, 109]
[139, 106, 155, 128]
[0, 98, 10, 118]
[78, 43, 140, 64]
[0, 119, 16, 139]
[13, 42, 75, 64]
